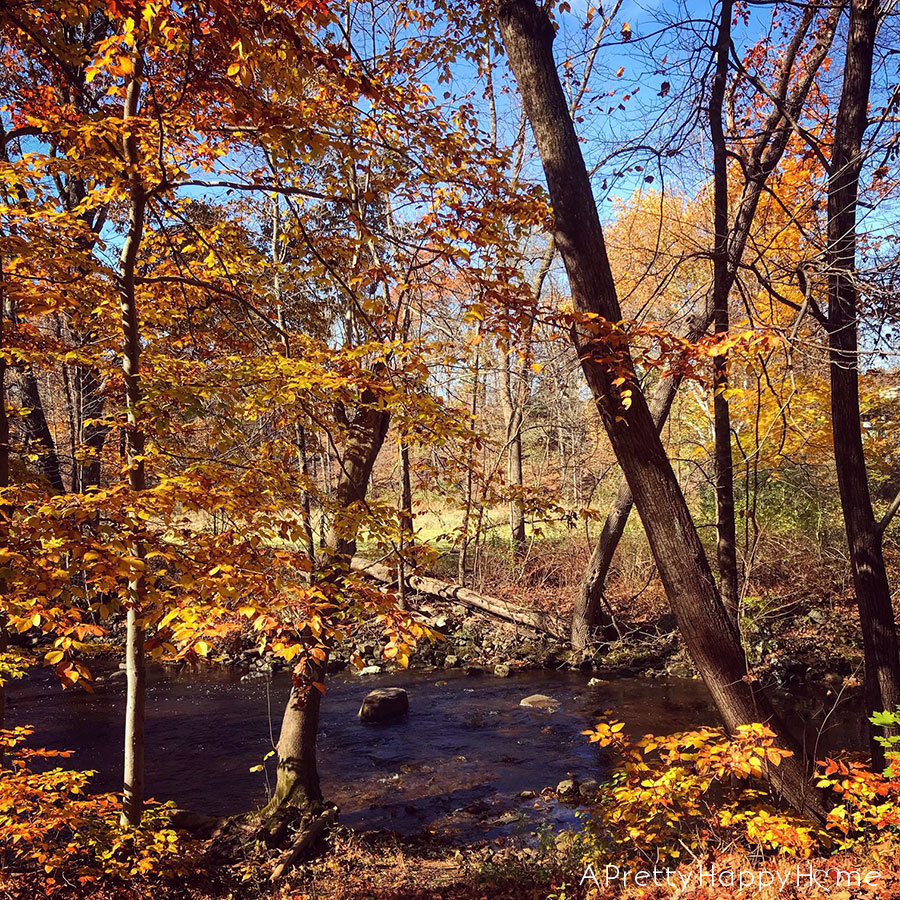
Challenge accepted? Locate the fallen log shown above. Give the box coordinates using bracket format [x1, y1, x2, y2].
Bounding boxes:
[351, 557, 565, 638]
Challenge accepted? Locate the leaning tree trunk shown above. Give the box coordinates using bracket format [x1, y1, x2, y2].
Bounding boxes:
[826, 0, 900, 767]
[570, 0, 841, 649]
[265, 399, 390, 818]
[498, 0, 823, 820]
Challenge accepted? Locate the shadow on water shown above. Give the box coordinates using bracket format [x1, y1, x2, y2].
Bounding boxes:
[7, 666, 865, 842]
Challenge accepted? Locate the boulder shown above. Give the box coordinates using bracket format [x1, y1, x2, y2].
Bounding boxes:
[358, 687, 409, 724]
[519, 694, 560, 712]
[579, 776, 600, 800]
[493, 663, 511, 678]
[556, 778, 578, 801]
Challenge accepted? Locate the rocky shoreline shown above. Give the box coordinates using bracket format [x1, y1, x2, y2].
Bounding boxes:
[221, 596, 853, 691]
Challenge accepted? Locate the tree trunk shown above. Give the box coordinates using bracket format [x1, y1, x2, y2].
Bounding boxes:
[0, 303, 8, 748]
[710, 0, 740, 622]
[498, 0, 823, 820]
[572, 370, 685, 648]
[570, 0, 841, 649]
[74, 365, 109, 492]
[267, 398, 390, 816]
[20, 370, 65, 493]
[458, 344, 480, 585]
[398, 439, 413, 610]
[826, 0, 900, 767]
[499, 353, 527, 556]
[263, 660, 325, 817]
[118, 44, 148, 828]
[353, 556, 566, 635]
[508, 421, 526, 551]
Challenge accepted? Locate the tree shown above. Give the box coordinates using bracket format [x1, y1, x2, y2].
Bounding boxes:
[826, 0, 900, 765]
[117, 32, 148, 829]
[498, 0, 824, 819]
[571, 0, 842, 649]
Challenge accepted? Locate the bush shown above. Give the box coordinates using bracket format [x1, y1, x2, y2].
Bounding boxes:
[579, 713, 900, 869]
[0, 725, 200, 892]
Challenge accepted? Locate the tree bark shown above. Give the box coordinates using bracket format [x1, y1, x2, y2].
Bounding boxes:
[118, 44, 148, 829]
[264, 660, 325, 817]
[498, 0, 823, 820]
[0, 289, 8, 748]
[398, 438, 413, 610]
[826, 0, 900, 767]
[20, 370, 65, 492]
[499, 353, 527, 555]
[458, 343, 481, 585]
[267, 397, 390, 816]
[570, 0, 842, 649]
[710, 0, 740, 622]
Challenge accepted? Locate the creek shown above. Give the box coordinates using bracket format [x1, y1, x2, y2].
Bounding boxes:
[8, 666, 863, 842]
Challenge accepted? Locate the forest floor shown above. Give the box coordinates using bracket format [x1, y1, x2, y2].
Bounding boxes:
[6, 831, 900, 900]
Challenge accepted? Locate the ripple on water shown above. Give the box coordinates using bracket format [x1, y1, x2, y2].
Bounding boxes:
[7, 665, 860, 842]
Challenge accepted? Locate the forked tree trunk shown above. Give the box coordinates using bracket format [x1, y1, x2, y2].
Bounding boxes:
[118, 44, 148, 829]
[570, 0, 841, 649]
[826, 0, 900, 766]
[266, 399, 390, 817]
[498, 0, 823, 820]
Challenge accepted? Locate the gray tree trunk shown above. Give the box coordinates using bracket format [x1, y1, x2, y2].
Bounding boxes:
[267, 397, 390, 816]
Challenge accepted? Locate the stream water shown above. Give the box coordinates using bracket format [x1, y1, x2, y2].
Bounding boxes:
[7, 666, 864, 842]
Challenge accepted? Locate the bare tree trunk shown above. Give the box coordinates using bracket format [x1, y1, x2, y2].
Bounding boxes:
[499, 0, 823, 820]
[499, 353, 527, 555]
[458, 343, 480, 585]
[398, 439, 413, 610]
[826, 0, 900, 767]
[264, 659, 325, 817]
[710, 0, 739, 622]
[118, 44, 148, 828]
[570, 0, 841, 649]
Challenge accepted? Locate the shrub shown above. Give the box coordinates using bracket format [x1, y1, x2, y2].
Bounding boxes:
[579, 712, 900, 871]
[0, 725, 200, 892]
